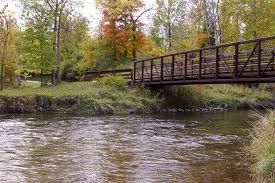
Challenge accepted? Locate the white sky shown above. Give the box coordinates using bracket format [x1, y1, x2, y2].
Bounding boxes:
[0, 0, 156, 32]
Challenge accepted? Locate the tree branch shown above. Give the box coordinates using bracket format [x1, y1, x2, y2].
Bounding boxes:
[134, 7, 153, 23]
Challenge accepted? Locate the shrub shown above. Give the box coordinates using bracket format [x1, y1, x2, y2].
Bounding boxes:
[96, 76, 126, 89]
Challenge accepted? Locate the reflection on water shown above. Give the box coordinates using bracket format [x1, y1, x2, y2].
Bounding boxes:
[0, 111, 253, 182]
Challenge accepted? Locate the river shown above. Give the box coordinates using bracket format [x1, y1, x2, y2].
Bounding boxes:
[0, 111, 254, 182]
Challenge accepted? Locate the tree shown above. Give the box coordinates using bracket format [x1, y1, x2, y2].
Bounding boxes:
[78, 37, 96, 76]
[46, 0, 71, 82]
[151, 0, 187, 51]
[239, 0, 274, 39]
[0, 5, 17, 90]
[218, 0, 241, 43]
[60, 13, 91, 78]
[122, 0, 152, 60]
[187, 0, 220, 47]
[97, 0, 151, 63]
[218, 0, 274, 43]
[20, 0, 83, 83]
[18, 17, 54, 86]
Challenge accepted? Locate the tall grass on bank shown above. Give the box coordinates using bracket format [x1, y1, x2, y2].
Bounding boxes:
[163, 84, 273, 109]
[204, 84, 272, 107]
[249, 112, 275, 183]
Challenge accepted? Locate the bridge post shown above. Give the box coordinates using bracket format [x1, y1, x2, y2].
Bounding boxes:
[199, 50, 202, 79]
[151, 59, 154, 81]
[133, 62, 136, 82]
[171, 55, 175, 80]
[258, 40, 262, 78]
[141, 61, 144, 82]
[234, 43, 239, 79]
[216, 47, 219, 79]
[161, 57, 164, 81]
[185, 53, 188, 80]
[181, 54, 184, 77]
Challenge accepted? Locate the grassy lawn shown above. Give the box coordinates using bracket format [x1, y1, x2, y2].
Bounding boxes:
[1, 81, 106, 97]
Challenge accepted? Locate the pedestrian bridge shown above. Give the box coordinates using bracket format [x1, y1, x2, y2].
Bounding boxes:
[133, 36, 275, 85]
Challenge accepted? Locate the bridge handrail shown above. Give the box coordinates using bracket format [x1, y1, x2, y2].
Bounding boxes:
[85, 69, 132, 74]
[134, 36, 275, 63]
[83, 68, 133, 81]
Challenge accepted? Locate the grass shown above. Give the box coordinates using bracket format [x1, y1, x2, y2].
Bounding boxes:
[164, 84, 273, 109]
[249, 112, 275, 183]
[203, 84, 273, 107]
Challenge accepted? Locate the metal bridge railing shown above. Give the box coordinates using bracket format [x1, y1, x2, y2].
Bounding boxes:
[134, 36, 275, 85]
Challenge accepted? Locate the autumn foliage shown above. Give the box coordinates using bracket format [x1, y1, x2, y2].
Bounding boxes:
[99, 0, 150, 62]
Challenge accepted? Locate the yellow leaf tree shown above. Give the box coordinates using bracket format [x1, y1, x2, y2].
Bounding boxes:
[0, 5, 17, 90]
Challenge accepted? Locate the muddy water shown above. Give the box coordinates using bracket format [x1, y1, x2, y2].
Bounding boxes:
[0, 111, 253, 182]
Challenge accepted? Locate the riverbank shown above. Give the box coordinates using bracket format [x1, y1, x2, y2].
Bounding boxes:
[0, 77, 160, 114]
[162, 84, 273, 112]
[249, 112, 275, 183]
[0, 77, 273, 114]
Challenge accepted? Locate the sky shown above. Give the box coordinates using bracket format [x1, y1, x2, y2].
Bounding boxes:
[0, 0, 156, 32]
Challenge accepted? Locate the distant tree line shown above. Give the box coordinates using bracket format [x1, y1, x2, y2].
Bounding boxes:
[0, 0, 274, 89]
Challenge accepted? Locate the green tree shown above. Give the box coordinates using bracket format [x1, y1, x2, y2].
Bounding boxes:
[240, 0, 274, 39]
[60, 14, 91, 78]
[18, 19, 54, 86]
[151, 0, 187, 51]
[78, 37, 96, 76]
[20, 0, 83, 83]
[219, 0, 242, 43]
[219, 0, 274, 43]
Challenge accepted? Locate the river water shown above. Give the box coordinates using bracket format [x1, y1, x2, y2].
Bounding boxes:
[0, 111, 254, 183]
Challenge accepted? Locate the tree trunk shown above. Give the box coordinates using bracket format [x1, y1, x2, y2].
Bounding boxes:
[132, 49, 137, 61]
[57, 11, 62, 82]
[216, 0, 222, 44]
[53, 4, 58, 52]
[168, 21, 172, 51]
[51, 69, 56, 84]
[40, 70, 43, 86]
[132, 24, 137, 61]
[0, 25, 8, 91]
[0, 62, 4, 90]
[111, 20, 117, 62]
[52, 1, 59, 85]
[253, 0, 257, 39]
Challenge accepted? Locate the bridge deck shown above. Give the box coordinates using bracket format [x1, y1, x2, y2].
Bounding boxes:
[134, 36, 275, 85]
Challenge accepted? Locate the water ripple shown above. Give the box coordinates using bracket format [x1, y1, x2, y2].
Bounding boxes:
[0, 111, 252, 182]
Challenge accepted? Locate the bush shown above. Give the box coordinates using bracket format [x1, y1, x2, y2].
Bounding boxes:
[96, 76, 126, 89]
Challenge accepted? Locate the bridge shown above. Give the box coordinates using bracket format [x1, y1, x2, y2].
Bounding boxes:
[133, 36, 275, 85]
